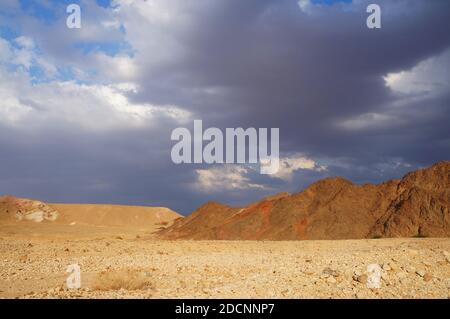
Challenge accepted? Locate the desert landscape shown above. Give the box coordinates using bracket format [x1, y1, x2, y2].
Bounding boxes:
[0, 162, 449, 299]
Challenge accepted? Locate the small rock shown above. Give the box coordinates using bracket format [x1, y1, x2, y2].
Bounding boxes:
[322, 267, 339, 277]
[408, 249, 419, 256]
[397, 272, 408, 280]
[382, 263, 391, 271]
[356, 274, 368, 284]
[416, 269, 426, 277]
[405, 266, 416, 273]
[389, 262, 400, 271]
[327, 276, 337, 284]
[423, 273, 433, 282]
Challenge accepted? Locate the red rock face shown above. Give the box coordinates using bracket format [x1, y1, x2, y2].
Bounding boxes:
[157, 161, 450, 240]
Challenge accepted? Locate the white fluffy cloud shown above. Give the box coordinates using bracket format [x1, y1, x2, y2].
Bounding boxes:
[0, 11, 191, 132]
[194, 154, 326, 192]
[272, 155, 327, 181]
[338, 48, 450, 132]
[0, 39, 190, 130]
[0, 70, 190, 130]
[384, 49, 450, 95]
[195, 165, 266, 192]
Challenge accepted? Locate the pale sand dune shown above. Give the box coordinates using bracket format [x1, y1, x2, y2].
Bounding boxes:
[50, 204, 181, 230]
[0, 197, 182, 239]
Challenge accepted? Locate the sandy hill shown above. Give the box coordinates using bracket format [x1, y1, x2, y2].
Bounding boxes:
[0, 196, 181, 232]
[50, 203, 181, 230]
[158, 161, 450, 240]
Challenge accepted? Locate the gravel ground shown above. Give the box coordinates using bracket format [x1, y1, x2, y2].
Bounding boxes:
[1, 236, 449, 299]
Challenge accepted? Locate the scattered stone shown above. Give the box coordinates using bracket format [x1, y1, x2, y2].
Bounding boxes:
[423, 273, 433, 282]
[416, 269, 426, 277]
[322, 267, 339, 277]
[405, 266, 416, 273]
[397, 271, 407, 278]
[389, 262, 400, 271]
[356, 274, 368, 284]
[408, 249, 419, 256]
[382, 263, 391, 271]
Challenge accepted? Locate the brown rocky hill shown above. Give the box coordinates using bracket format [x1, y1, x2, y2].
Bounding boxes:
[158, 161, 450, 240]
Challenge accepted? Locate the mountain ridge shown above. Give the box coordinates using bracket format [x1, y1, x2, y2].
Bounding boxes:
[158, 161, 450, 240]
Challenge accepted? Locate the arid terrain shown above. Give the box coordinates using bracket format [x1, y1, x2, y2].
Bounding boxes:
[1, 162, 449, 299]
[0, 233, 449, 298]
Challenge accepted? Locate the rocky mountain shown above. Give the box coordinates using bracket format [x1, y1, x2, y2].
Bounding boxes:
[158, 161, 450, 240]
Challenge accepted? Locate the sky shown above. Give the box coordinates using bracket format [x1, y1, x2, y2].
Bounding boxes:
[0, 0, 449, 214]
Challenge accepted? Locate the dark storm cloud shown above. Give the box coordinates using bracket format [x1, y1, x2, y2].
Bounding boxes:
[132, 0, 450, 178]
[1, 0, 449, 214]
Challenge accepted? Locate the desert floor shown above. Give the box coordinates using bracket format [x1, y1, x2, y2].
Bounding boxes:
[0, 225, 449, 299]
